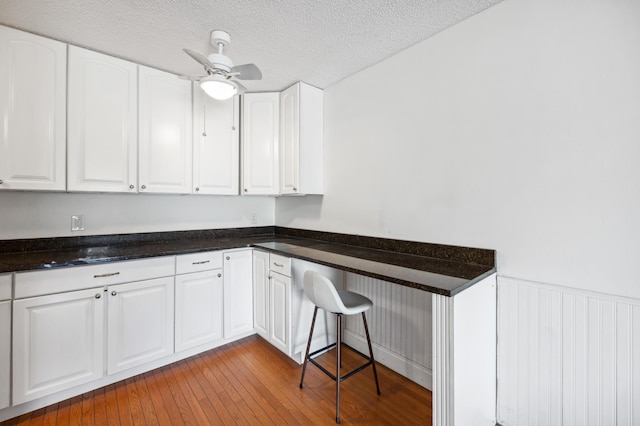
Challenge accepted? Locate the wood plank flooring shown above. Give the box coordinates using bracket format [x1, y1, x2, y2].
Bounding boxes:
[2, 335, 432, 425]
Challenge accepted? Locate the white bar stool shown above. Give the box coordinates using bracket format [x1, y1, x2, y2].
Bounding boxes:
[299, 270, 380, 424]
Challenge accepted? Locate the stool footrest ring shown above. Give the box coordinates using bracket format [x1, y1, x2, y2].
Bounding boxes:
[306, 342, 374, 383]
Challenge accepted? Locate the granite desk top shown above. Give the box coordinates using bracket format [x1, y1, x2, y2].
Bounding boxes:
[0, 227, 496, 297]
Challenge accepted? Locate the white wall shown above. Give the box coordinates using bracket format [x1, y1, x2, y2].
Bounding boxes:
[276, 0, 640, 423]
[277, 0, 640, 300]
[0, 192, 274, 239]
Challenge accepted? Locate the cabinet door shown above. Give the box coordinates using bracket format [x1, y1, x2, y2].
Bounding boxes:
[223, 250, 254, 338]
[241, 92, 279, 195]
[280, 82, 324, 195]
[269, 272, 291, 356]
[138, 66, 192, 194]
[12, 287, 105, 405]
[0, 300, 10, 410]
[0, 26, 66, 191]
[193, 84, 239, 195]
[175, 270, 223, 352]
[252, 250, 269, 339]
[67, 46, 138, 192]
[107, 277, 174, 374]
[279, 83, 300, 195]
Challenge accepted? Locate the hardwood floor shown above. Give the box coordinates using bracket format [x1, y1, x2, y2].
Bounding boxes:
[2, 335, 432, 425]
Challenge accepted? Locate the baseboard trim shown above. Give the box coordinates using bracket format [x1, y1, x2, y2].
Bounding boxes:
[343, 329, 432, 390]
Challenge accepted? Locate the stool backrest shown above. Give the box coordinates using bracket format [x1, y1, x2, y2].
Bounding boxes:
[303, 270, 346, 314]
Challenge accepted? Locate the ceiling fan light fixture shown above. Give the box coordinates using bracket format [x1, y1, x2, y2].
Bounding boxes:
[200, 74, 238, 100]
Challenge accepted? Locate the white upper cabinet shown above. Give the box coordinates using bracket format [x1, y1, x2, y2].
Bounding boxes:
[0, 26, 66, 191]
[67, 46, 138, 192]
[138, 66, 192, 194]
[241, 92, 279, 195]
[280, 82, 324, 195]
[193, 85, 239, 195]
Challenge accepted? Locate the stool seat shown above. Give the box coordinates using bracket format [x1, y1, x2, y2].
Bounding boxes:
[336, 290, 372, 315]
[303, 270, 373, 315]
[299, 270, 380, 424]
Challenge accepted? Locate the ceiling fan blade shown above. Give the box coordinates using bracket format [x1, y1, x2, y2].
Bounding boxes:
[231, 63, 262, 80]
[178, 75, 206, 81]
[183, 48, 215, 73]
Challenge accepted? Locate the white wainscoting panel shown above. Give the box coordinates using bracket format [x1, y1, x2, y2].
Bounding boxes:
[342, 273, 433, 389]
[497, 276, 640, 426]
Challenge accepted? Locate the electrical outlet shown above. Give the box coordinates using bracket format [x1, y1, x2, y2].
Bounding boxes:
[250, 212, 257, 225]
[71, 215, 85, 231]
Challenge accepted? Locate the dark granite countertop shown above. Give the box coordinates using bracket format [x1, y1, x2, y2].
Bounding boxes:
[0, 227, 496, 297]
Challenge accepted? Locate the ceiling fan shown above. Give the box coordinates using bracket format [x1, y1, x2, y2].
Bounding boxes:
[181, 30, 262, 100]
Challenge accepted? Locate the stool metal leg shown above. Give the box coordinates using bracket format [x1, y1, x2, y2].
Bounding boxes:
[299, 307, 319, 388]
[336, 313, 342, 424]
[362, 312, 380, 395]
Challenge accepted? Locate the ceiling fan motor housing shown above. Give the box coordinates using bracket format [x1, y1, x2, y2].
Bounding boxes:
[206, 53, 233, 72]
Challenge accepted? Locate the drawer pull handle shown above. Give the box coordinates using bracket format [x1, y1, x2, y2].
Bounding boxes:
[94, 272, 120, 278]
[273, 262, 284, 267]
[192, 260, 210, 265]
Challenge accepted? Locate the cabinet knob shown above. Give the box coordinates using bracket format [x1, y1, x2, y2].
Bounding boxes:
[195, 187, 200, 192]
[293, 187, 297, 191]
[0, 179, 3, 184]
[217, 273, 222, 278]
[141, 185, 146, 190]
[95, 293, 101, 299]
[129, 184, 134, 189]
[111, 290, 117, 296]
[226, 256, 230, 260]
[244, 188, 248, 192]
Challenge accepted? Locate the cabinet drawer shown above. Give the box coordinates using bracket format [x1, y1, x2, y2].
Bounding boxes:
[15, 256, 175, 299]
[176, 251, 223, 275]
[0, 274, 11, 301]
[269, 254, 291, 277]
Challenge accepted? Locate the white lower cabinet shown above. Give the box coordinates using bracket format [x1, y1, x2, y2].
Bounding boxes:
[11, 257, 175, 406]
[269, 271, 291, 355]
[0, 274, 10, 410]
[107, 277, 174, 375]
[253, 252, 294, 359]
[0, 300, 9, 410]
[254, 256, 341, 363]
[223, 249, 254, 339]
[12, 287, 105, 405]
[175, 270, 223, 351]
[252, 250, 270, 339]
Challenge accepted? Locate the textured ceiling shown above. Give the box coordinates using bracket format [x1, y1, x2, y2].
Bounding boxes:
[0, 0, 502, 92]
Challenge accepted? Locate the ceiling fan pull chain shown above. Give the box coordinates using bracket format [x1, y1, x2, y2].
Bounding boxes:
[202, 96, 207, 137]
